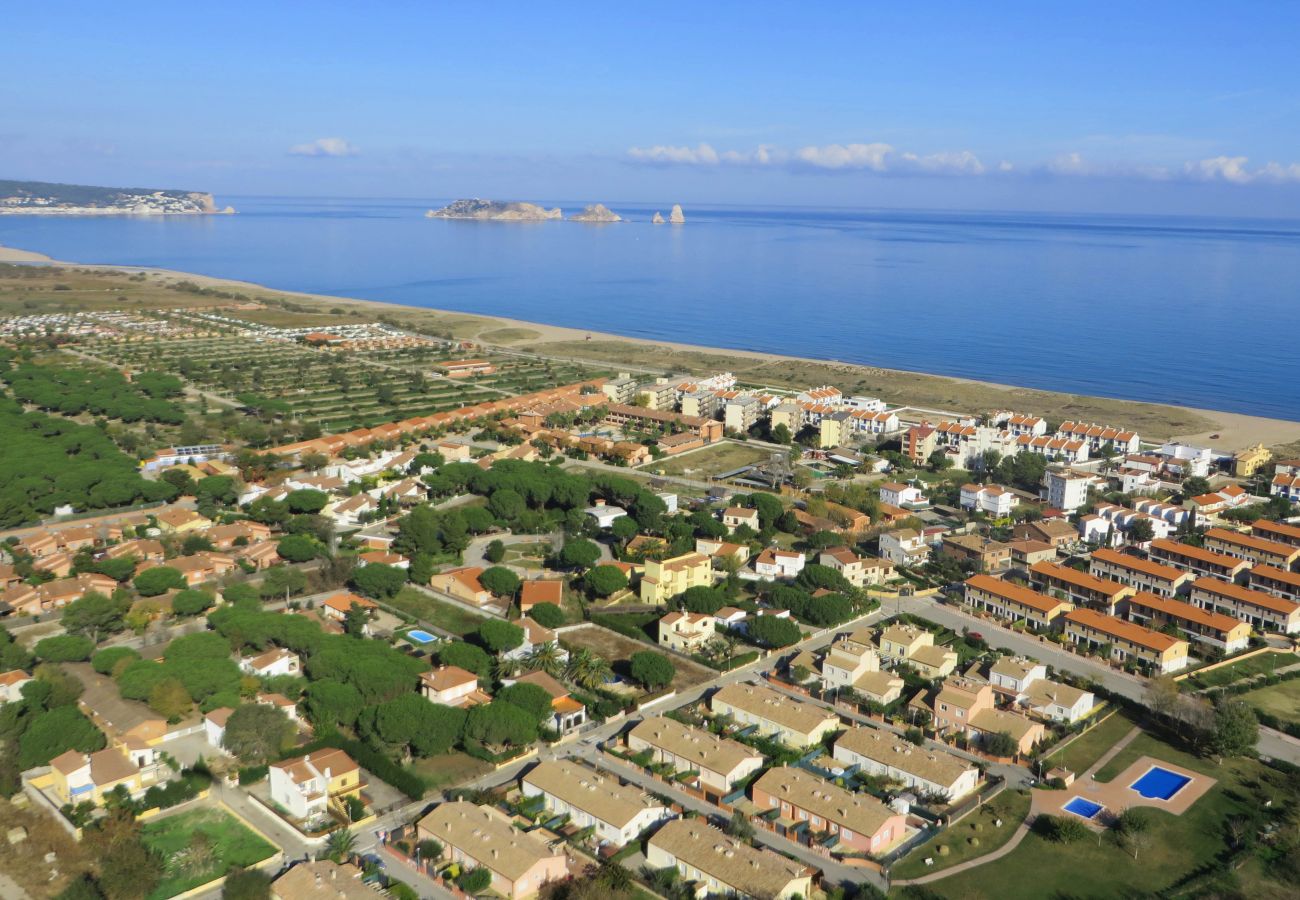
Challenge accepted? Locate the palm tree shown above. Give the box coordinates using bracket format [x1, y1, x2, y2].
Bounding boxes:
[525, 641, 565, 677]
[596, 858, 633, 891]
[324, 827, 356, 862]
[493, 655, 522, 681]
[567, 648, 613, 690]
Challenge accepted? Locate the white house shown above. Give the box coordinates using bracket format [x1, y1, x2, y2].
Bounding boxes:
[879, 529, 930, 566]
[986, 657, 1046, 700]
[0, 670, 33, 704]
[268, 748, 361, 821]
[1044, 469, 1091, 511]
[585, 502, 627, 529]
[520, 760, 673, 847]
[879, 482, 927, 508]
[1022, 680, 1095, 724]
[238, 648, 301, 679]
[754, 548, 805, 580]
[959, 484, 1017, 517]
[204, 707, 234, 750]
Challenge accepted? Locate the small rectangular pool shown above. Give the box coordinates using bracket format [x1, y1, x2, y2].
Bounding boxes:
[406, 629, 438, 645]
[1063, 796, 1104, 820]
[1129, 766, 1191, 801]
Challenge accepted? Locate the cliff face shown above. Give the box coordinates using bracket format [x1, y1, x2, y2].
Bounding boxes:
[652, 204, 686, 224]
[568, 203, 623, 222]
[426, 199, 563, 221]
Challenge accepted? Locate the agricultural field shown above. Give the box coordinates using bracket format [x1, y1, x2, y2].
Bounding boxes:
[642, 440, 777, 479]
[561, 622, 718, 693]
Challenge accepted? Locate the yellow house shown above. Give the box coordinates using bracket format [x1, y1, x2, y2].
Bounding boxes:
[48, 748, 143, 806]
[269, 748, 363, 820]
[1233, 443, 1271, 478]
[153, 507, 212, 534]
[876, 623, 934, 662]
[640, 552, 713, 604]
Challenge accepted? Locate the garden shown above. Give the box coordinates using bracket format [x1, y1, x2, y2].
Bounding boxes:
[140, 806, 276, 899]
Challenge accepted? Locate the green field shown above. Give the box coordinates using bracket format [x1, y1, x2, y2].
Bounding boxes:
[642, 441, 776, 479]
[917, 727, 1300, 900]
[408, 751, 493, 790]
[1240, 678, 1300, 727]
[1183, 652, 1300, 689]
[892, 789, 1031, 880]
[389, 586, 488, 636]
[1041, 710, 1133, 775]
[141, 807, 276, 899]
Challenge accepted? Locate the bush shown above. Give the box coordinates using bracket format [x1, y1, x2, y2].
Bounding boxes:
[91, 646, 139, 675]
[35, 635, 94, 663]
[527, 602, 565, 628]
[456, 868, 492, 893]
[238, 765, 268, 785]
[630, 651, 675, 689]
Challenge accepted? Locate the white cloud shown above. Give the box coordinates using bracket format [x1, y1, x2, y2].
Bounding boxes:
[288, 137, 358, 158]
[794, 142, 894, 171]
[626, 142, 720, 165]
[1184, 155, 1300, 184]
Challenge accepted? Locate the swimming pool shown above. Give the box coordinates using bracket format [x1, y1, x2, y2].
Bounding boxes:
[1130, 766, 1191, 801]
[406, 629, 437, 645]
[1063, 796, 1104, 820]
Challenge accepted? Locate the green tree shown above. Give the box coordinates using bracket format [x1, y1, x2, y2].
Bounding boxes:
[527, 603, 565, 628]
[464, 701, 537, 750]
[350, 563, 407, 599]
[18, 705, 104, 768]
[496, 682, 554, 722]
[480, 566, 521, 598]
[285, 488, 329, 514]
[488, 488, 525, 521]
[456, 868, 492, 894]
[275, 534, 318, 562]
[1210, 696, 1258, 759]
[304, 680, 364, 730]
[147, 677, 193, 721]
[583, 564, 628, 598]
[478, 619, 525, 654]
[91, 646, 139, 676]
[259, 565, 307, 599]
[222, 867, 272, 900]
[680, 585, 725, 615]
[630, 651, 674, 689]
[484, 540, 506, 563]
[222, 703, 293, 763]
[60, 592, 125, 642]
[981, 731, 1018, 757]
[172, 588, 215, 617]
[35, 634, 94, 663]
[746, 615, 802, 648]
[133, 565, 186, 596]
[439, 641, 491, 677]
[566, 648, 613, 690]
[560, 538, 602, 569]
[325, 828, 357, 863]
[373, 694, 467, 757]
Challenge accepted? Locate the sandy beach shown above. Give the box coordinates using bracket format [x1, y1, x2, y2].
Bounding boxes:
[2, 240, 1298, 454]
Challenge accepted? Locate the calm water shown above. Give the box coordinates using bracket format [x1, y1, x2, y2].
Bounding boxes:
[3, 196, 1299, 420]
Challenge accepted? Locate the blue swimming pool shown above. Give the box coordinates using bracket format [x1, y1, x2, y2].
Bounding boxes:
[1130, 766, 1191, 801]
[1063, 796, 1104, 820]
[406, 629, 437, 645]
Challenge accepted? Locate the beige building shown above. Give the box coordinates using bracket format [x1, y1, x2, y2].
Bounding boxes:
[750, 766, 907, 855]
[641, 552, 713, 604]
[418, 802, 568, 899]
[627, 716, 765, 793]
[710, 683, 840, 748]
[963, 574, 1075, 631]
[832, 727, 980, 802]
[1193, 576, 1300, 635]
[1030, 561, 1134, 614]
[1203, 528, 1300, 570]
[818, 548, 894, 587]
[1089, 548, 1191, 598]
[520, 760, 671, 847]
[911, 678, 1044, 755]
[272, 861, 373, 900]
[658, 610, 716, 653]
[646, 819, 813, 900]
[1064, 608, 1190, 674]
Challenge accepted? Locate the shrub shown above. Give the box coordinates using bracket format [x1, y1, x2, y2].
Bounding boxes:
[457, 867, 492, 893]
[91, 646, 139, 675]
[527, 602, 565, 629]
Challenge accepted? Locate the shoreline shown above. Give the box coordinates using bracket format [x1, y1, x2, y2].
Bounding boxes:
[2, 240, 1298, 453]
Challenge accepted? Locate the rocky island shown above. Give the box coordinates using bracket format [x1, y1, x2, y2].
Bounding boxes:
[426, 199, 563, 221]
[0, 179, 231, 215]
[652, 203, 686, 224]
[568, 203, 623, 222]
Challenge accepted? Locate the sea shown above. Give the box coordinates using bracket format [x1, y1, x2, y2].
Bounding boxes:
[3, 196, 1298, 421]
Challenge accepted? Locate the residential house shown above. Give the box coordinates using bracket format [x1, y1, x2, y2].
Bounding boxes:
[819, 637, 881, 690]
[506, 671, 587, 733]
[1012, 518, 1078, 549]
[941, 534, 1012, 573]
[1063, 608, 1190, 674]
[268, 748, 363, 820]
[641, 553, 713, 604]
[876, 623, 935, 663]
[421, 666, 489, 708]
[963, 575, 1074, 631]
[910, 678, 1044, 755]
[430, 566, 493, 605]
[47, 748, 144, 806]
[1044, 469, 1092, 512]
[325, 493, 378, 527]
[832, 727, 980, 802]
[256, 692, 301, 723]
[270, 860, 374, 900]
[239, 648, 301, 678]
[1192, 577, 1300, 635]
[1088, 548, 1192, 598]
[519, 579, 565, 614]
[1125, 592, 1251, 653]
[960, 484, 1018, 517]
[520, 760, 672, 847]
[986, 657, 1047, 698]
[418, 802, 567, 900]
[695, 538, 751, 568]
[905, 422, 939, 465]
[722, 507, 761, 533]
[154, 508, 211, 534]
[1149, 539, 1251, 581]
[879, 483, 927, 508]
[818, 548, 893, 587]
[1250, 564, 1300, 605]
[710, 683, 840, 748]
[319, 592, 378, 629]
[505, 619, 567, 666]
[658, 611, 716, 653]
[645, 819, 813, 900]
[1007, 539, 1057, 568]
[754, 549, 805, 581]
[750, 766, 906, 856]
[1030, 561, 1134, 614]
[0, 670, 33, 703]
[627, 716, 765, 793]
[203, 707, 233, 750]
[878, 529, 930, 566]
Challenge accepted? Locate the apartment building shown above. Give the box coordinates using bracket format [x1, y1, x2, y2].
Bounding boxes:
[710, 683, 840, 748]
[601, 376, 640, 405]
[1030, 561, 1134, 613]
[1055, 421, 1141, 454]
[832, 727, 980, 802]
[681, 390, 721, 419]
[724, 396, 762, 433]
[1044, 468, 1092, 511]
[963, 575, 1074, 630]
[750, 766, 906, 855]
[418, 802, 567, 900]
[1149, 539, 1251, 581]
[521, 761, 671, 847]
[1191, 576, 1300, 635]
[636, 381, 678, 411]
[645, 819, 812, 900]
[1252, 519, 1300, 549]
[1088, 548, 1192, 598]
[1250, 564, 1300, 603]
[641, 552, 713, 604]
[1203, 528, 1300, 570]
[626, 716, 764, 793]
[1063, 608, 1190, 673]
[1125, 591, 1251, 652]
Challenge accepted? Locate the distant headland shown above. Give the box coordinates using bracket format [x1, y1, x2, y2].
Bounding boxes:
[0, 179, 232, 215]
[568, 203, 623, 223]
[426, 199, 563, 221]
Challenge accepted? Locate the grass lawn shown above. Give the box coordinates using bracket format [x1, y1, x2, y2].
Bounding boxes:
[1183, 652, 1300, 689]
[1239, 678, 1300, 727]
[141, 807, 276, 899]
[918, 726, 1300, 900]
[642, 441, 774, 478]
[1042, 709, 1135, 775]
[408, 751, 493, 791]
[892, 789, 1031, 880]
[389, 586, 488, 636]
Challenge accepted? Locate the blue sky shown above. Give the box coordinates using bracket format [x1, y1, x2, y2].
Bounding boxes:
[5, 1, 1300, 215]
